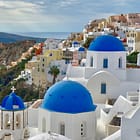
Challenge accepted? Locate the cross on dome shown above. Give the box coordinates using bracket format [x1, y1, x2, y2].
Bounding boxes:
[11, 86, 16, 92]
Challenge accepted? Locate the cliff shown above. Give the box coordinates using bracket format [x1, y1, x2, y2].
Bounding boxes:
[0, 40, 36, 65]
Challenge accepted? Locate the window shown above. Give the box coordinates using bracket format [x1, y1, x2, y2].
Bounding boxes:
[60, 123, 65, 136]
[101, 83, 106, 94]
[65, 59, 70, 64]
[118, 57, 122, 68]
[90, 57, 93, 67]
[81, 122, 86, 137]
[103, 58, 108, 68]
[24, 129, 29, 139]
[5, 114, 10, 129]
[16, 114, 21, 129]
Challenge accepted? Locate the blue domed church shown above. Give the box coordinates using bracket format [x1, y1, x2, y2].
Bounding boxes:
[0, 87, 29, 140]
[66, 35, 140, 104]
[86, 35, 126, 102]
[38, 80, 97, 140]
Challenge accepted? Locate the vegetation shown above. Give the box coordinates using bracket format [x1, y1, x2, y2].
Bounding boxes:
[0, 53, 41, 102]
[83, 37, 94, 49]
[0, 40, 36, 65]
[127, 51, 139, 64]
[0, 79, 39, 103]
[48, 65, 60, 84]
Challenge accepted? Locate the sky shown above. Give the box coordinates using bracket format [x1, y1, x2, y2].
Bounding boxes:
[0, 0, 139, 32]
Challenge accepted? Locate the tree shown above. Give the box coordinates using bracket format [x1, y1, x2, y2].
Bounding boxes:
[83, 37, 94, 49]
[48, 65, 60, 84]
[127, 51, 139, 64]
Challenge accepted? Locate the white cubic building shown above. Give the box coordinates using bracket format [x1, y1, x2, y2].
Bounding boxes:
[65, 35, 140, 103]
[38, 80, 97, 140]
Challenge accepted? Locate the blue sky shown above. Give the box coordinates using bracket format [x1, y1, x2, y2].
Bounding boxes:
[0, 0, 139, 32]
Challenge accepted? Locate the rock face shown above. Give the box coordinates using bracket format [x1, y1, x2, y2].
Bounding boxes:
[0, 40, 36, 65]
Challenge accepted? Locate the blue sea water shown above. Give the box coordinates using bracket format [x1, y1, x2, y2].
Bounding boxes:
[16, 32, 71, 39]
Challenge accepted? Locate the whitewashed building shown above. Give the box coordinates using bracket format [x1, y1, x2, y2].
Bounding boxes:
[65, 35, 140, 103]
[121, 105, 140, 140]
[0, 87, 29, 140]
[38, 80, 97, 140]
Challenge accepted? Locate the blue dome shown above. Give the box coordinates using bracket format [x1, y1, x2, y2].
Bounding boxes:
[1, 92, 25, 111]
[41, 80, 96, 114]
[88, 35, 125, 51]
[73, 41, 79, 45]
[78, 47, 85, 52]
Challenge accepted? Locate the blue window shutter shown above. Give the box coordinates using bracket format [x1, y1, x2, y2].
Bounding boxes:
[118, 58, 122, 68]
[101, 83, 106, 94]
[103, 59, 108, 68]
[90, 57, 93, 67]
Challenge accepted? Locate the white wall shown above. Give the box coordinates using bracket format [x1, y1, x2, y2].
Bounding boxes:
[86, 51, 127, 80]
[100, 96, 133, 125]
[121, 107, 140, 140]
[109, 81, 139, 98]
[87, 72, 139, 103]
[103, 130, 121, 140]
[0, 110, 28, 140]
[87, 70, 120, 103]
[127, 69, 140, 82]
[38, 108, 96, 140]
[28, 109, 38, 127]
[67, 65, 85, 78]
[38, 108, 51, 132]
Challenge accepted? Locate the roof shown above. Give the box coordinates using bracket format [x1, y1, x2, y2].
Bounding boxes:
[124, 105, 140, 119]
[29, 132, 71, 140]
[78, 47, 85, 52]
[1, 92, 25, 111]
[88, 35, 125, 51]
[73, 41, 79, 45]
[41, 80, 96, 114]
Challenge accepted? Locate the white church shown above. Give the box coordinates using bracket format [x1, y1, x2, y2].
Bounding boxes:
[66, 35, 140, 104]
[1, 35, 140, 140]
[0, 81, 97, 140]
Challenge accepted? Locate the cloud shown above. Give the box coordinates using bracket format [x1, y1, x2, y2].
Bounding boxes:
[0, 0, 139, 32]
[0, 1, 43, 23]
[0, 1, 39, 10]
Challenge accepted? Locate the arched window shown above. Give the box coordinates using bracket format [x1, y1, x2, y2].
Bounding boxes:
[5, 114, 10, 129]
[103, 58, 108, 68]
[60, 122, 65, 136]
[42, 118, 46, 132]
[24, 129, 30, 139]
[16, 114, 21, 129]
[81, 121, 86, 137]
[118, 57, 122, 68]
[3, 133, 12, 140]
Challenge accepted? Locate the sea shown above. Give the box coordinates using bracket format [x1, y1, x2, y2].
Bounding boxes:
[16, 32, 71, 40]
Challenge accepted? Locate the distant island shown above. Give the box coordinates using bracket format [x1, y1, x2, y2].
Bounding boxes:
[0, 32, 46, 43]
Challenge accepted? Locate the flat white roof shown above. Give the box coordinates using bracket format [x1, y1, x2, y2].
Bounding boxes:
[29, 132, 71, 140]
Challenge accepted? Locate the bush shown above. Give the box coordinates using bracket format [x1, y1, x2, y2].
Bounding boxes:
[127, 51, 139, 64]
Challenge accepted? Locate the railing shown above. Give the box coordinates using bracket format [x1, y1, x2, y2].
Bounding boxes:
[127, 91, 139, 105]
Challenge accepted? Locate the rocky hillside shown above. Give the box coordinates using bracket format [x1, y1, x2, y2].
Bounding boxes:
[0, 40, 36, 65]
